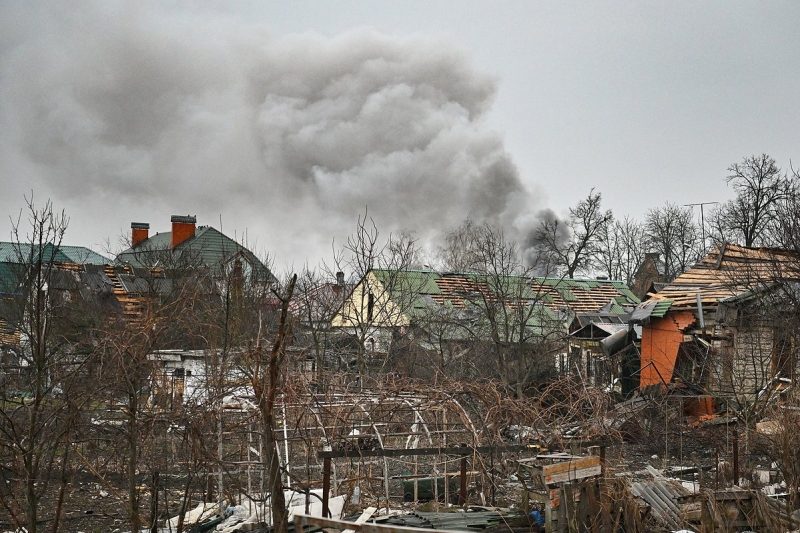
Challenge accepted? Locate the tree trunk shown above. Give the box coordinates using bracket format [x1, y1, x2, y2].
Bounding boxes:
[129, 391, 141, 533]
[254, 274, 296, 533]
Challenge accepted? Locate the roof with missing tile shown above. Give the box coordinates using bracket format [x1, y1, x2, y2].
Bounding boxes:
[643, 243, 800, 310]
[370, 269, 638, 316]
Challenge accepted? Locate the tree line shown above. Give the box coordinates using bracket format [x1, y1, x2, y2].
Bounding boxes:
[529, 153, 800, 283]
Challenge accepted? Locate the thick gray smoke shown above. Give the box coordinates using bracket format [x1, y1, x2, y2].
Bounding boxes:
[0, 3, 544, 269]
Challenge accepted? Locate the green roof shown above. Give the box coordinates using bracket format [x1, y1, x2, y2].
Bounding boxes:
[0, 242, 110, 294]
[556, 287, 577, 301]
[372, 269, 442, 295]
[116, 226, 275, 282]
[650, 300, 673, 318]
[0, 242, 110, 265]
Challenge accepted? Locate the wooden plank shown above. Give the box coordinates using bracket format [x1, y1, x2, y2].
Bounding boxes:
[342, 506, 377, 533]
[542, 457, 601, 485]
[528, 491, 549, 503]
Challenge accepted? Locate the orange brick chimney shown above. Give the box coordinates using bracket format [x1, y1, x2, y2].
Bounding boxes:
[131, 222, 149, 248]
[171, 215, 196, 249]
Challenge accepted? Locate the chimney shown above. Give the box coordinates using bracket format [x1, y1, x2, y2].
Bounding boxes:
[131, 222, 149, 248]
[171, 215, 196, 249]
[336, 271, 345, 287]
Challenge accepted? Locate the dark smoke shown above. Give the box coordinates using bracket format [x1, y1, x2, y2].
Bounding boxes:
[0, 3, 546, 268]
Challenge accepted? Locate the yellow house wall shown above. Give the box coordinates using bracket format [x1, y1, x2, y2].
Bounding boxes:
[331, 271, 410, 328]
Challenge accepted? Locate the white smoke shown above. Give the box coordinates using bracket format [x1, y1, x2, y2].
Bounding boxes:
[0, 3, 544, 269]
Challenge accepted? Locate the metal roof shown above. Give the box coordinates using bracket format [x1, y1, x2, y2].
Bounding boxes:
[375, 510, 528, 532]
[629, 477, 691, 530]
[370, 269, 639, 316]
[116, 226, 275, 282]
[630, 299, 674, 323]
[0, 242, 110, 265]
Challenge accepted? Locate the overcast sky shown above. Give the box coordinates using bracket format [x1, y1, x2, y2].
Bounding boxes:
[2, 2, 799, 272]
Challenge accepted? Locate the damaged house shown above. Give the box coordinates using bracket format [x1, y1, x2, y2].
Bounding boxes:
[635, 244, 800, 406]
[112, 215, 278, 404]
[330, 269, 639, 387]
[0, 241, 115, 386]
[116, 215, 276, 293]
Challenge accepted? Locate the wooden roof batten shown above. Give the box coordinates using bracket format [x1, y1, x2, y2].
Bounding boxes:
[644, 243, 800, 310]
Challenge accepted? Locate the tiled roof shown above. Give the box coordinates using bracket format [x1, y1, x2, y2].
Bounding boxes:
[532, 278, 639, 313]
[116, 226, 275, 282]
[644, 244, 800, 309]
[370, 269, 638, 316]
[0, 242, 111, 295]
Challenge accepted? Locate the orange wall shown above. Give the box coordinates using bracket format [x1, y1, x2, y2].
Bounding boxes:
[640, 311, 697, 387]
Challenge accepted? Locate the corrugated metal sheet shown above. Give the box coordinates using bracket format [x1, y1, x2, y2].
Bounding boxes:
[376, 510, 527, 532]
[630, 478, 690, 530]
[630, 300, 673, 323]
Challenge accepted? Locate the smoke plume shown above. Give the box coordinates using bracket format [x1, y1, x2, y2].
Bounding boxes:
[0, 3, 544, 269]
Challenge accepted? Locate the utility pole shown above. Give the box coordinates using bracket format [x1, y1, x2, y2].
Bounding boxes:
[685, 202, 718, 254]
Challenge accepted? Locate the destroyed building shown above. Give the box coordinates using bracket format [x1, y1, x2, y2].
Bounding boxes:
[329, 269, 639, 386]
[0, 241, 115, 367]
[635, 243, 800, 406]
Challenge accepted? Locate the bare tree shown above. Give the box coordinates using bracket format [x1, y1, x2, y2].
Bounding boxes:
[331, 210, 423, 377]
[435, 223, 564, 396]
[533, 189, 613, 278]
[437, 219, 485, 272]
[0, 197, 95, 533]
[644, 202, 701, 281]
[90, 239, 219, 532]
[249, 273, 296, 533]
[594, 216, 646, 285]
[291, 266, 345, 386]
[710, 154, 796, 247]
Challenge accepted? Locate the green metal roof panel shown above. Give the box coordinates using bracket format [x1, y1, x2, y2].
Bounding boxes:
[616, 287, 640, 303]
[115, 227, 275, 281]
[57, 246, 110, 265]
[373, 269, 442, 295]
[651, 300, 673, 318]
[556, 287, 577, 301]
[0, 242, 110, 265]
[607, 302, 626, 314]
